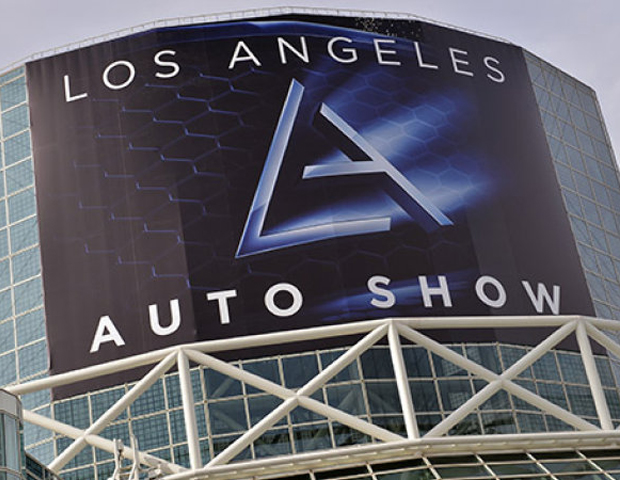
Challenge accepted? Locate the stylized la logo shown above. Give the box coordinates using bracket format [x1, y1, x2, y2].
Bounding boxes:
[235, 79, 452, 258]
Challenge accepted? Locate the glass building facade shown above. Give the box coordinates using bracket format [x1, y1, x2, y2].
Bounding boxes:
[1, 10, 620, 480]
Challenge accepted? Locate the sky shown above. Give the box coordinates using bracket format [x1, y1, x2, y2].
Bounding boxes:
[1, 0, 619, 153]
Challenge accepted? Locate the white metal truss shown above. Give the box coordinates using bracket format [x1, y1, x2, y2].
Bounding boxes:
[7, 315, 620, 479]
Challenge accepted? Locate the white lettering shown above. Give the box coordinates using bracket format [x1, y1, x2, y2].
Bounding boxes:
[154, 50, 181, 79]
[265, 283, 303, 317]
[102, 60, 136, 90]
[228, 40, 262, 69]
[327, 37, 358, 64]
[277, 37, 309, 64]
[368, 275, 396, 309]
[374, 38, 401, 66]
[484, 56, 505, 83]
[206, 290, 238, 325]
[63, 75, 88, 103]
[449, 48, 474, 77]
[475, 276, 507, 308]
[419, 275, 453, 308]
[522, 281, 560, 315]
[90, 316, 125, 353]
[149, 298, 181, 336]
[413, 42, 438, 70]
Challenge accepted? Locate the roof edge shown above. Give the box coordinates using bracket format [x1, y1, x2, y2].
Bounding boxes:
[0, 6, 511, 75]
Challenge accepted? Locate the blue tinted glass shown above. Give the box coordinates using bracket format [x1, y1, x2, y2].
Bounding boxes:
[0, 353, 16, 385]
[132, 414, 169, 450]
[577, 243, 599, 272]
[18, 340, 47, 378]
[5, 160, 34, 195]
[565, 385, 597, 417]
[563, 190, 583, 216]
[243, 359, 280, 394]
[205, 368, 242, 399]
[607, 234, 620, 259]
[1, 105, 29, 138]
[583, 201, 602, 228]
[592, 184, 612, 210]
[9, 217, 39, 253]
[15, 309, 45, 345]
[326, 384, 365, 415]
[13, 277, 43, 314]
[282, 354, 318, 388]
[403, 346, 433, 378]
[247, 395, 285, 426]
[573, 172, 593, 198]
[0, 321, 14, 354]
[584, 156, 604, 182]
[320, 350, 359, 383]
[596, 253, 616, 280]
[0, 290, 12, 321]
[0, 77, 26, 111]
[366, 381, 400, 414]
[130, 379, 165, 416]
[585, 272, 608, 302]
[3, 131, 30, 166]
[438, 379, 473, 411]
[0, 230, 6, 258]
[0, 260, 9, 290]
[11, 247, 41, 283]
[577, 130, 595, 156]
[8, 189, 35, 223]
[208, 399, 247, 435]
[570, 217, 590, 244]
[555, 163, 574, 189]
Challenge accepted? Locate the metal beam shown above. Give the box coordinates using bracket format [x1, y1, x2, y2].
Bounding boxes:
[177, 350, 202, 470]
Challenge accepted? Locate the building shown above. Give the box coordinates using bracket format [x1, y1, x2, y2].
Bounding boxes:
[2, 7, 620, 480]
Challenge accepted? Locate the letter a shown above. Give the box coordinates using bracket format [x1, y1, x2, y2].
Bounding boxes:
[90, 316, 126, 353]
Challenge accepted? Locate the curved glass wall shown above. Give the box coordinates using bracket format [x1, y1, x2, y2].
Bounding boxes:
[46, 342, 620, 480]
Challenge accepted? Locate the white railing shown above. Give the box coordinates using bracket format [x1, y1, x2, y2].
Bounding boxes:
[7, 315, 620, 479]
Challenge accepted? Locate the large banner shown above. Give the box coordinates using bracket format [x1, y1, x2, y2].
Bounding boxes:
[27, 15, 594, 387]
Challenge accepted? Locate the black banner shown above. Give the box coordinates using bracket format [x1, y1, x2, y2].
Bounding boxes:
[26, 14, 594, 395]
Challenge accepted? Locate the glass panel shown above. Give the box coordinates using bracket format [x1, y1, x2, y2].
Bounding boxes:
[208, 399, 247, 434]
[410, 380, 439, 412]
[282, 354, 318, 388]
[558, 353, 588, 384]
[130, 379, 165, 416]
[132, 413, 169, 450]
[205, 367, 242, 398]
[243, 359, 281, 394]
[326, 384, 365, 416]
[247, 395, 285, 426]
[536, 382, 568, 409]
[16, 308, 46, 347]
[253, 428, 292, 458]
[320, 350, 359, 382]
[361, 348, 393, 379]
[366, 382, 400, 414]
[438, 379, 473, 411]
[293, 423, 331, 453]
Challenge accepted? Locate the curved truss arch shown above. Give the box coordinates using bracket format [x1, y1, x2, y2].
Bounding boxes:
[7, 315, 620, 479]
